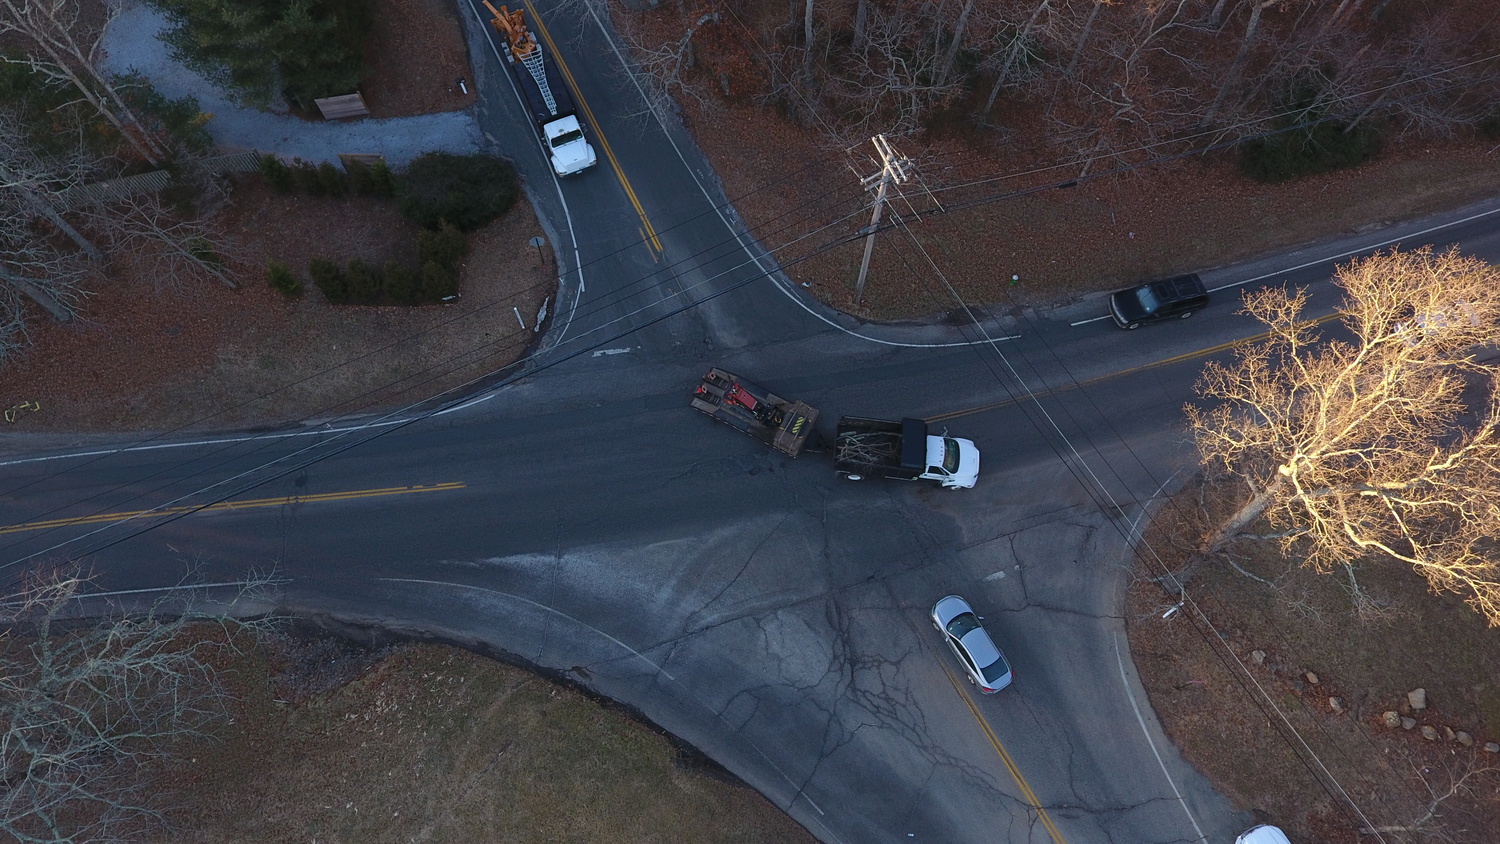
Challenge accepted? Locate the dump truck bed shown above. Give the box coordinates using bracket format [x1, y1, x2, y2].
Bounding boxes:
[690, 368, 819, 457]
[833, 416, 927, 478]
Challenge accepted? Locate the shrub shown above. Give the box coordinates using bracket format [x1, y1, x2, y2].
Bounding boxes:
[396, 153, 519, 231]
[346, 159, 373, 195]
[418, 220, 469, 271]
[345, 258, 381, 303]
[267, 260, 303, 298]
[421, 260, 457, 300]
[368, 160, 396, 197]
[259, 154, 295, 192]
[186, 237, 224, 269]
[309, 257, 348, 302]
[293, 158, 325, 195]
[382, 260, 420, 304]
[1240, 121, 1381, 183]
[318, 161, 349, 196]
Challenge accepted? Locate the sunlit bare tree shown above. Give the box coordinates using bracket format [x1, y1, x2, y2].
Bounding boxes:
[1188, 247, 1500, 623]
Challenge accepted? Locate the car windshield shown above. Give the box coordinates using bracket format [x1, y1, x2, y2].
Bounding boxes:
[945, 611, 981, 640]
[941, 438, 960, 473]
[980, 651, 1011, 683]
[551, 128, 584, 147]
[1134, 286, 1161, 314]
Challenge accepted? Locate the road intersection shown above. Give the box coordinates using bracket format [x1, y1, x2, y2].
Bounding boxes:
[11, 2, 1500, 841]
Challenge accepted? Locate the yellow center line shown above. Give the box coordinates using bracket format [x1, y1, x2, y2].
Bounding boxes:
[940, 664, 1068, 843]
[0, 482, 467, 536]
[929, 311, 1344, 423]
[524, 0, 663, 258]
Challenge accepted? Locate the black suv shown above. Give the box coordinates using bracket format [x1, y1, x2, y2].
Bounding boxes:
[1109, 273, 1209, 329]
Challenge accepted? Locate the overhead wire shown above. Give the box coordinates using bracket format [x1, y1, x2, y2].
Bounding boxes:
[878, 210, 1394, 838]
[0, 191, 879, 572]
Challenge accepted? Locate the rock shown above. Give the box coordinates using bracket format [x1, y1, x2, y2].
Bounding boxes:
[1305, 671, 1320, 685]
[1421, 725, 1438, 740]
[1455, 731, 1473, 747]
[1485, 742, 1499, 753]
[1401, 717, 1417, 730]
[1382, 711, 1401, 728]
[1251, 650, 1266, 665]
[1329, 697, 1344, 714]
[1408, 688, 1427, 710]
[1443, 726, 1456, 741]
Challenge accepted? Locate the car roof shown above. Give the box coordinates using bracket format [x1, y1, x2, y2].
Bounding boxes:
[1236, 824, 1292, 844]
[959, 628, 1002, 667]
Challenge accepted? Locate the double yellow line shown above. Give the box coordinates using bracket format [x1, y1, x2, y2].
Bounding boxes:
[0, 482, 467, 536]
[523, 0, 663, 257]
[942, 664, 1068, 843]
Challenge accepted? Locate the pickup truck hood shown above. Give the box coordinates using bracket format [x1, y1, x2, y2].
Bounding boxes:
[544, 115, 596, 176]
[926, 436, 980, 489]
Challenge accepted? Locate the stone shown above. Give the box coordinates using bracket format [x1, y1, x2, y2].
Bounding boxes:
[1443, 726, 1456, 741]
[1485, 742, 1499, 753]
[1305, 671, 1320, 685]
[1455, 731, 1473, 747]
[1421, 725, 1438, 740]
[1251, 650, 1266, 665]
[1408, 688, 1427, 710]
[1382, 711, 1401, 728]
[1401, 717, 1417, 730]
[1329, 697, 1345, 714]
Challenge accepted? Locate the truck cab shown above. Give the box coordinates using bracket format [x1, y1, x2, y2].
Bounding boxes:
[923, 433, 981, 489]
[543, 114, 596, 176]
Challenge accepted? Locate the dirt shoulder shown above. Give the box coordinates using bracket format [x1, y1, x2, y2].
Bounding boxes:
[1126, 477, 1500, 843]
[151, 636, 814, 844]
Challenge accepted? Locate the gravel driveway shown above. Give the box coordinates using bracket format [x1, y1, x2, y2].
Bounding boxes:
[101, 0, 482, 166]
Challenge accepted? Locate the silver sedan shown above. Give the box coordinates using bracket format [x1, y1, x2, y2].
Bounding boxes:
[931, 595, 1013, 693]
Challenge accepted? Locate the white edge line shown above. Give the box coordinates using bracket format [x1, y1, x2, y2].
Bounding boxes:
[1070, 204, 1500, 326]
[463, 0, 584, 391]
[581, 3, 1009, 355]
[1114, 631, 1209, 843]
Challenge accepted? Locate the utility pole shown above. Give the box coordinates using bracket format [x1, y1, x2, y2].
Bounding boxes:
[853, 134, 911, 307]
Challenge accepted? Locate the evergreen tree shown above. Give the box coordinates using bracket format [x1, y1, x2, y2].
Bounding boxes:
[145, 0, 371, 108]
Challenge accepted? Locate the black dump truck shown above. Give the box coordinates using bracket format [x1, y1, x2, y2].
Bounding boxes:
[833, 417, 980, 489]
[690, 368, 820, 457]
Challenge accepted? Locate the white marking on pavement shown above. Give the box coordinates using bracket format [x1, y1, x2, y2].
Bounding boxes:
[1073, 204, 1500, 327]
[983, 569, 1008, 581]
[590, 347, 634, 357]
[1114, 632, 1209, 843]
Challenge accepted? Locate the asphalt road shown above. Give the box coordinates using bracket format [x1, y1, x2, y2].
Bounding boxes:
[9, 4, 1500, 843]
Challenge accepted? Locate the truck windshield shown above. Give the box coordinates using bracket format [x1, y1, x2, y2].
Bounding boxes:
[551, 128, 584, 147]
[942, 438, 961, 473]
[1134, 286, 1161, 314]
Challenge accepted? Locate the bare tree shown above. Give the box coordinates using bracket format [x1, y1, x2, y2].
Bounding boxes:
[1199, 0, 1282, 125]
[0, 113, 102, 357]
[0, 568, 277, 843]
[1187, 247, 1500, 623]
[0, 0, 167, 165]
